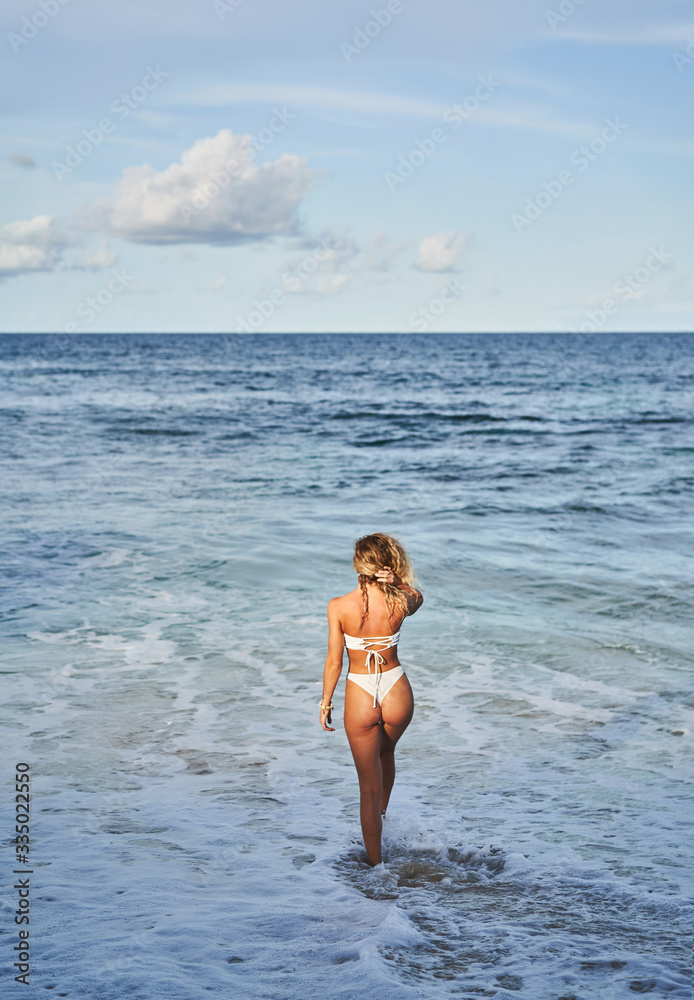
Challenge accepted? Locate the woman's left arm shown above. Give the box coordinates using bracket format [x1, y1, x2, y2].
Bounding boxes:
[375, 568, 423, 614]
[320, 598, 344, 731]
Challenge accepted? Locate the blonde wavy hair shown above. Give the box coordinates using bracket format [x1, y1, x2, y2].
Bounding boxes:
[353, 532, 417, 628]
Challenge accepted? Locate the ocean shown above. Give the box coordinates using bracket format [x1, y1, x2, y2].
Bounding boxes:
[0, 332, 692, 999]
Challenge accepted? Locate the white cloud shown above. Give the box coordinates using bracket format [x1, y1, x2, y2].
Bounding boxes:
[210, 275, 227, 291]
[0, 218, 117, 278]
[277, 228, 411, 295]
[0, 215, 69, 276]
[282, 228, 359, 295]
[415, 230, 475, 272]
[72, 240, 118, 270]
[1, 215, 64, 245]
[279, 227, 416, 294]
[310, 272, 351, 295]
[364, 230, 409, 271]
[91, 129, 316, 246]
[0, 242, 54, 274]
[485, 275, 501, 298]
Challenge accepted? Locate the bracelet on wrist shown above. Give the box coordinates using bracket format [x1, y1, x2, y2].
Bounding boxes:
[319, 701, 334, 712]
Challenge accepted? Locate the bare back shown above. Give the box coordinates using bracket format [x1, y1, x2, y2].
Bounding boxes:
[334, 585, 411, 674]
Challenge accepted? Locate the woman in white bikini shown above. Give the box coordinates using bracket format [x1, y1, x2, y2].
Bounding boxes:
[319, 532, 423, 866]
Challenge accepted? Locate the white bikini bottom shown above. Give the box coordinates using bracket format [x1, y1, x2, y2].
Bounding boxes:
[346, 663, 406, 708]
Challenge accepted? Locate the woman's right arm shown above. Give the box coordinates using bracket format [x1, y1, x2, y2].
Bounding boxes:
[319, 598, 344, 731]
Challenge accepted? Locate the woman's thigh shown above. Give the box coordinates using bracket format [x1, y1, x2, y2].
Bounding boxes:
[344, 678, 381, 738]
[344, 681, 382, 780]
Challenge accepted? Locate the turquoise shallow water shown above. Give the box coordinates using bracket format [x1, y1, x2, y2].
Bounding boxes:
[0, 332, 692, 998]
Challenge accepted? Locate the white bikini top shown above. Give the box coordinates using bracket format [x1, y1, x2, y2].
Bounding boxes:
[343, 630, 401, 676]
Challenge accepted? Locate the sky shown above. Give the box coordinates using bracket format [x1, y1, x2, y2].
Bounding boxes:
[1, 0, 693, 333]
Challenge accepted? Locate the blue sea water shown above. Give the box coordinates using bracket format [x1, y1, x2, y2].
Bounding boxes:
[0, 331, 692, 999]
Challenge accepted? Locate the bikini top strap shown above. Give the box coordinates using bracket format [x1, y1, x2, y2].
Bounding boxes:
[343, 631, 400, 651]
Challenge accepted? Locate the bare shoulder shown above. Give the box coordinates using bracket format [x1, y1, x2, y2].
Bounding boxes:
[327, 592, 351, 619]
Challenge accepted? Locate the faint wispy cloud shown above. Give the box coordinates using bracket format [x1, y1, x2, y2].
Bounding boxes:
[553, 22, 694, 45]
[7, 152, 36, 168]
[168, 82, 444, 118]
[168, 81, 599, 140]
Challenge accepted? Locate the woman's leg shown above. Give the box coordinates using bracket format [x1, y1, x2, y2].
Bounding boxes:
[344, 673, 414, 864]
[379, 674, 414, 817]
[344, 682, 383, 864]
